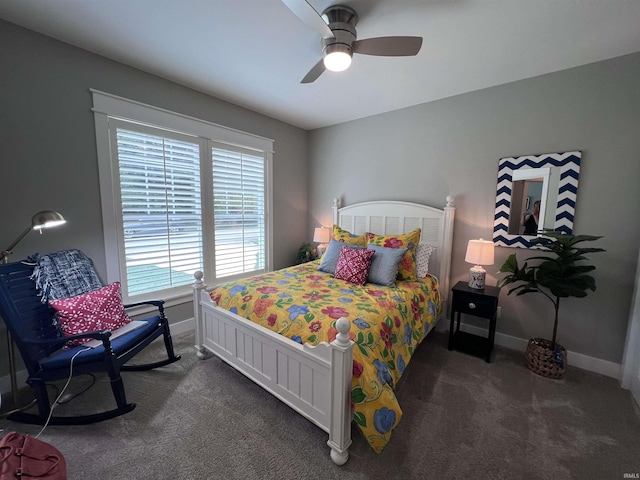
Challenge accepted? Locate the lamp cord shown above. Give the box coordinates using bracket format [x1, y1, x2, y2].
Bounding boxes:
[34, 347, 91, 439]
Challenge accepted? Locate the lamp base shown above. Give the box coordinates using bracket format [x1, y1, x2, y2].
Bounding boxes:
[469, 265, 486, 289]
[316, 243, 328, 257]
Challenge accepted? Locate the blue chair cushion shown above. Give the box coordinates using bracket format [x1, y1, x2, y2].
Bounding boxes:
[41, 316, 162, 371]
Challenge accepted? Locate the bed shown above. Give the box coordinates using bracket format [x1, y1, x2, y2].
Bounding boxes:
[192, 197, 455, 464]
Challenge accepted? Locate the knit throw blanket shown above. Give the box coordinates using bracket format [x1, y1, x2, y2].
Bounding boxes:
[30, 249, 103, 303]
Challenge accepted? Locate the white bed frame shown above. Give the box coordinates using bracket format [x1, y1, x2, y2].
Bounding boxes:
[192, 197, 455, 465]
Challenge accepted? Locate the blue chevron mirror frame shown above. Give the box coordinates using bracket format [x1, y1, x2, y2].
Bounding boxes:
[493, 151, 581, 249]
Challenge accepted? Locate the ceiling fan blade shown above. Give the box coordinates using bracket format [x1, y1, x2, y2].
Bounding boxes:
[281, 0, 334, 39]
[301, 59, 326, 84]
[353, 36, 423, 56]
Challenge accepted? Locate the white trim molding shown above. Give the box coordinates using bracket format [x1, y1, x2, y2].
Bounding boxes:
[90, 89, 274, 153]
[458, 323, 621, 378]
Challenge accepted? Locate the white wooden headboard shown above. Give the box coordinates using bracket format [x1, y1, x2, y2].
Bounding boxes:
[332, 196, 456, 302]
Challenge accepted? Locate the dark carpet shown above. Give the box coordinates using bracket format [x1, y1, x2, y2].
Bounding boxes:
[2, 330, 639, 479]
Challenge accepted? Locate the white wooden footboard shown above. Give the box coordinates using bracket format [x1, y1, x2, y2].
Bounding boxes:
[193, 271, 354, 465]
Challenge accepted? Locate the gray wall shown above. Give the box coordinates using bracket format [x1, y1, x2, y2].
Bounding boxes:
[308, 53, 640, 364]
[0, 21, 309, 383]
[2, 17, 639, 375]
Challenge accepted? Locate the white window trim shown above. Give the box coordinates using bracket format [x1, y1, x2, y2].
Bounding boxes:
[92, 89, 274, 304]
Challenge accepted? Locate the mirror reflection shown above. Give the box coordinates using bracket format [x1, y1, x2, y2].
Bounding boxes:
[509, 180, 543, 235]
[493, 151, 581, 249]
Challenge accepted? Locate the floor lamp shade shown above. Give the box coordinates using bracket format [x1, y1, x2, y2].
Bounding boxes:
[32, 210, 66, 230]
[1, 210, 66, 263]
[465, 239, 494, 289]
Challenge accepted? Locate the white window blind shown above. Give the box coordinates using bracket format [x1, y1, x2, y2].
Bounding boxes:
[212, 146, 266, 278]
[116, 127, 203, 297]
[93, 90, 273, 304]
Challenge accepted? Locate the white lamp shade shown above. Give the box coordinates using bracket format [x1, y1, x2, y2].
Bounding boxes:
[324, 51, 351, 71]
[313, 227, 331, 243]
[465, 239, 494, 289]
[323, 44, 352, 72]
[465, 239, 494, 266]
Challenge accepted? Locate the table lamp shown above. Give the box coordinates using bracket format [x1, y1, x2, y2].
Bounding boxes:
[313, 227, 330, 256]
[465, 238, 494, 289]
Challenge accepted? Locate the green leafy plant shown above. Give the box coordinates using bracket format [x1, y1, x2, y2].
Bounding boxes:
[295, 243, 318, 264]
[497, 231, 605, 348]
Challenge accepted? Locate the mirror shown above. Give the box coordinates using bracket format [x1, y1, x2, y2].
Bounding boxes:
[508, 167, 550, 235]
[493, 151, 581, 248]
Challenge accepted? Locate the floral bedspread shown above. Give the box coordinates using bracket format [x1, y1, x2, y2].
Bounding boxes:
[209, 260, 442, 454]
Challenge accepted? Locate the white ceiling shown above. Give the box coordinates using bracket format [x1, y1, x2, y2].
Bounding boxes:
[2, 0, 640, 130]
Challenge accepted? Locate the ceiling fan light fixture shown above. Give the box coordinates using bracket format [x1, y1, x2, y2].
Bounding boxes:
[286, 2, 421, 83]
[323, 44, 352, 72]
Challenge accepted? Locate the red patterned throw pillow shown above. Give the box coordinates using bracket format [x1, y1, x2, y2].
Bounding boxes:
[334, 245, 375, 286]
[49, 282, 132, 348]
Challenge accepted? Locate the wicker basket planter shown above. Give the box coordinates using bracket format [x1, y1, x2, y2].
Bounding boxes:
[498, 232, 604, 382]
[524, 337, 567, 379]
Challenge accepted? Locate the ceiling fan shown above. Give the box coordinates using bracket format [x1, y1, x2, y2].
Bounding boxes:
[282, 1, 423, 83]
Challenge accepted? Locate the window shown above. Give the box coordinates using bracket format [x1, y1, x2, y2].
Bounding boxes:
[212, 144, 266, 278]
[93, 90, 273, 304]
[116, 124, 203, 297]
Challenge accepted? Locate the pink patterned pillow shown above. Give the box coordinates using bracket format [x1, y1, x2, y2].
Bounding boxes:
[49, 282, 132, 348]
[334, 245, 375, 286]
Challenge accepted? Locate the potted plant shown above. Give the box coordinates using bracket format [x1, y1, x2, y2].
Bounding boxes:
[497, 231, 605, 378]
[295, 243, 318, 264]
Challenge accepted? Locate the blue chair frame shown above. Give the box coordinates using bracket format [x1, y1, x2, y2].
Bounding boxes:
[0, 260, 181, 425]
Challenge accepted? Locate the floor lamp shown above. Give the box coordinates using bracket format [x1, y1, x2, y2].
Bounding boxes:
[1, 210, 66, 414]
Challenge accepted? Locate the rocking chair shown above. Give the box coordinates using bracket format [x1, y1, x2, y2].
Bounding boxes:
[0, 256, 181, 425]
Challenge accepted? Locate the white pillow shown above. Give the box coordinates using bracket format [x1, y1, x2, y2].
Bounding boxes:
[416, 244, 434, 278]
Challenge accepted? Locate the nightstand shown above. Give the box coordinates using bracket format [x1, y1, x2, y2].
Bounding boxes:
[448, 280, 500, 363]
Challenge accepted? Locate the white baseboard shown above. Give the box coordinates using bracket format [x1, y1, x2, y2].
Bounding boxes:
[169, 317, 194, 336]
[0, 319, 195, 396]
[458, 323, 621, 379]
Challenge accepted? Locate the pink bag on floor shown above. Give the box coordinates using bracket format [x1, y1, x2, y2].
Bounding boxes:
[0, 432, 67, 479]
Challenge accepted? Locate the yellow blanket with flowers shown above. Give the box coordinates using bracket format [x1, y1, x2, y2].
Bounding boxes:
[209, 260, 442, 454]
